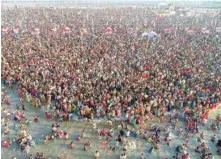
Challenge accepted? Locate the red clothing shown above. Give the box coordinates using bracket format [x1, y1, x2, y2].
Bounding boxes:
[201, 111, 209, 120]
[46, 112, 51, 119]
[2, 141, 8, 147]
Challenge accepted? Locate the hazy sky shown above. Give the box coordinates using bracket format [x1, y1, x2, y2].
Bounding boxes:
[2, 0, 220, 4]
[2, 0, 219, 1]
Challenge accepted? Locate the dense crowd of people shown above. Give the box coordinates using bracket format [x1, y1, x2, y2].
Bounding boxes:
[2, 5, 221, 125]
[1, 4, 221, 159]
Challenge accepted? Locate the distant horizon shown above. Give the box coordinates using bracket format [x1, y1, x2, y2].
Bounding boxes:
[2, 0, 221, 2]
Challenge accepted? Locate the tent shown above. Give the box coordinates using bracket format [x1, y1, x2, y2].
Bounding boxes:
[158, 3, 168, 9]
[63, 27, 71, 34]
[187, 30, 195, 34]
[31, 28, 40, 35]
[164, 29, 173, 33]
[202, 28, 210, 34]
[51, 28, 56, 32]
[185, 28, 195, 34]
[13, 28, 19, 34]
[141, 31, 158, 39]
[48, 28, 56, 35]
[105, 27, 113, 34]
[216, 27, 221, 34]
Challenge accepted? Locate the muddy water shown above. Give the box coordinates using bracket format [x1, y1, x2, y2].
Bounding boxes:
[1, 86, 221, 159]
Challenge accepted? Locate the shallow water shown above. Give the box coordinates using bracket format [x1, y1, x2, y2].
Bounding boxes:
[1, 86, 221, 159]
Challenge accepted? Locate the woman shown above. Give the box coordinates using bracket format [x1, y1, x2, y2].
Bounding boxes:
[45, 112, 51, 119]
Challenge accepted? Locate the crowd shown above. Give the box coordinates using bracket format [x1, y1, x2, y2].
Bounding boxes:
[1, 4, 221, 159]
[2, 6, 221, 126]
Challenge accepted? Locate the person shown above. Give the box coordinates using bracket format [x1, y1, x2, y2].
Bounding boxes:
[82, 129, 86, 138]
[64, 131, 69, 140]
[76, 136, 81, 142]
[122, 144, 127, 151]
[84, 141, 92, 151]
[217, 146, 221, 155]
[45, 112, 51, 119]
[24, 118, 30, 125]
[69, 141, 74, 149]
[2, 141, 9, 147]
[22, 104, 26, 111]
[94, 151, 100, 159]
[3, 124, 10, 134]
[92, 122, 96, 131]
[211, 135, 217, 142]
[195, 146, 200, 153]
[1, 4, 221, 159]
[140, 153, 145, 159]
[120, 153, 127, 159]
[33, 116, 40, 123]
[182, 153, 190, 159]
[29, 154, 34, 159]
